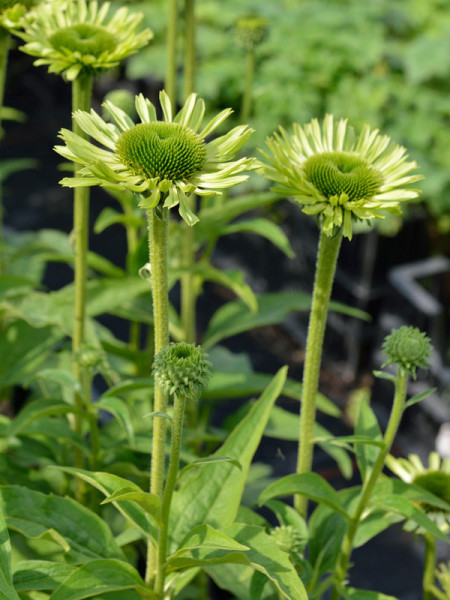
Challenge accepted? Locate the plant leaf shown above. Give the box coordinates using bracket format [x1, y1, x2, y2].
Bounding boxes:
[259, 473, 349, 519]
[178, 456, 241, 479]
[5, 398, 78, 439]
[203, 291, 370, 349]
[95, 397, 135, 445]
[100, 488, 161, 525]
[13, 561, 76, 592]
[355, 396, 382, 482]
[222, 218, 294, 257]
[48, 559, 154, 600]
[169, 367, 288, 547]
[0, 486, 124, 563]
[0, 501, 21, 600]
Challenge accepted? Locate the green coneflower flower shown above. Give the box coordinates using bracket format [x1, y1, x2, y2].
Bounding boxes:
[18, 0, 153, 80]
[386, 452, 450, 533]
[261, 114, 422, 239]
[234, 13, 269, 51]
[0, 0, 35, 30]
[55, 90, 256, 225]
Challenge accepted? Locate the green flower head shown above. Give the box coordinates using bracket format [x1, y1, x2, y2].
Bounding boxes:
[234, 14, 268, 51]
[152, 342, 212, 399]
[18, 0, 153, 80]
[0, 0, 36, 31]
[55, 90, 257, 225]
[382, 325, 432, 378]
[260, 115, 422, 239]
[386, 452, 450, 534]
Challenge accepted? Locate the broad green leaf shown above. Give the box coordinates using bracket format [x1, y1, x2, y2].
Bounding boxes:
[0, 502, 21, 600]
[203, 291, 370, 348]
[54, 468, 156, 541]
[341, 587, 399, 600]
[0, 275, 34, 301]
[49, 559, 154, 600]
[172, 264, 257, 312]
[175, 524, 249, 555]
[373, 494, 449, 542]
[259, 473, 349, 519]
[314, 424, 353, 480]
[196, 191, 280, 232]
[5, 399, 78, 439]
[355, 396, 382, 482]
[208, 524, 308, 600]
[101, 488, 161, 524]
[20, 418, 90, 456]
[94, 207, 142, 234]
[222, 218, 294, 257]
[101, 378, 153, 399]
[0, 486, 124, 562]
[178, 456, 241, 479]
[95, 397, 135, 445]
[169, 367, 288, 546]
[13, 561, 76, 592]
[374, 478, 450, 514]
[354, 509, 402, 548]
[0, 320, 62, 389]
[25, 369, 81, 393]
[205, 371, 340, 417]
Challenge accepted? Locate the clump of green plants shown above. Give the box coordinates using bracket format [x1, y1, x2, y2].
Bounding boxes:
[0, 1, 448, 600]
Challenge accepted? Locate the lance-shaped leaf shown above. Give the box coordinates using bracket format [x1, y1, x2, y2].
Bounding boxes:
[49, 559, 155, 600]
[0, 486, 124, 563]
[259, 473, 349, 519]
[207, 524, 308, 600]
[13, 561, 76, 592]
[0, 504, 20, 600]
[101, 487, 161, 525]
[5, 398, 79, 439]
[95, 397, 135, 445]
[222, 217, 294, 257]
[169, 368, 287, 546]
[54, 468, 156, 541]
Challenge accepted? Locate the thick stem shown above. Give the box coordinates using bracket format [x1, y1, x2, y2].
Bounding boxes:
[423, 533, 436, 600]
[183, 0, 196, 99]
[0, 27, 10, 276]
[154, 393, 187, 596]
[331, 367, 408, 599]
[71, 73, 93, 476]
[240, 48, 255, 122]
[146, 207, 170, 584]
[295, 230, 342, 516]
[165, 0, 178, 109]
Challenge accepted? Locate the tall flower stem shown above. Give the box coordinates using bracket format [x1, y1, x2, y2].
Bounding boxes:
[241, 47, 255, 122]
[180, 0, 197, 345]
[331, 367, 408, 599]
[295, 229, 342, 516]
[71, 72, 93, 445]
[154, 392, 187, 596]
[146, 207, 169, 584]
[0, 26, 10, 275]
[165, 0, 178, 110]
[423, 532, 436, 600]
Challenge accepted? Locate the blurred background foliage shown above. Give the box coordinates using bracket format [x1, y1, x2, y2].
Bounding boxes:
[124, 0, 450, 233]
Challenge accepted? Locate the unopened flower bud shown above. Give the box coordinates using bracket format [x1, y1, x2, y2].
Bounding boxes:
[152, 342, 211, 398]
[382, 326, 432, 379]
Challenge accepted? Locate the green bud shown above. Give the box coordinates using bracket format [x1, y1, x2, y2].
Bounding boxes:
[382, 326, 432, 379]
[76, 344, 104, 369]
[234, 14, 268, 51]
[152, 342, 211, 398]
[269, 525, 305, 557]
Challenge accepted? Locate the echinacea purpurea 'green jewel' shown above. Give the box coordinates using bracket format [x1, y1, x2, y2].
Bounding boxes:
[19, 0, 153, 81]
[55, 90, 257, 225]
[270, 525, 305, 557]
[382, 325, 432, 379]
[261, 114, 422, 239]
[152, 341, 211, 399]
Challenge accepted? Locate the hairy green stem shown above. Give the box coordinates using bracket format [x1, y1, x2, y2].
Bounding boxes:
[183, 0, 196, 99]
[0, 27, 10, 275]
[165, 0, 178, 109]
[240, 48, 255, 122]
[146, 207, 170, 584]
[155, 392, 187, 596]
[331, 367, 408, 599]
[71, 73, 93, 480]
[423, 533, 436, 600]
[295, 230, 342, 516]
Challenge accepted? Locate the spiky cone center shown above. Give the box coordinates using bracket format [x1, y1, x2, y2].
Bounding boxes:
[269, 526, 304, 556]
[152, 342, 211, 399]
[303, 151, 383, 202]
[116, 122, 207, 183]
[413, 471, 450, 513]
[50, 23, 117, 58]
[382, 326, 432, 376]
